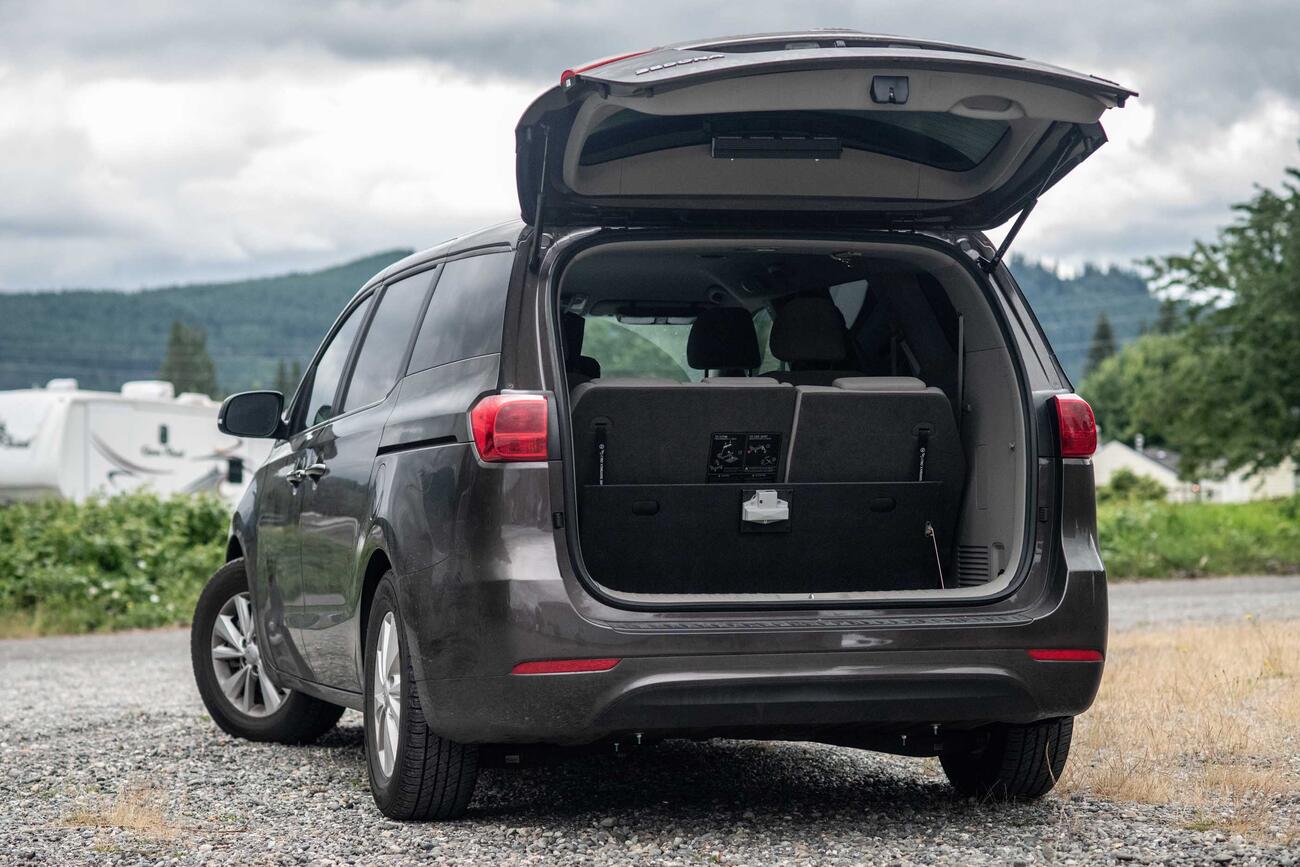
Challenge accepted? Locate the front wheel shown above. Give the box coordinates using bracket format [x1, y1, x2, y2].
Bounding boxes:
[940, 717, 1074, 799]
[364, 572, 479, 820]
[191, 558, 344, 744]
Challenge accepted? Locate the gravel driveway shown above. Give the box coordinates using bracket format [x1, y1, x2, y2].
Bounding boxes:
[3, 576, 1297, 866]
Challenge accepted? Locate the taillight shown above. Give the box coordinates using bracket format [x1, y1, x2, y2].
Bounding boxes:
[1054, 394, 1097, 458]
[469, 394, 549, 462]
[560, 49, 654, 85]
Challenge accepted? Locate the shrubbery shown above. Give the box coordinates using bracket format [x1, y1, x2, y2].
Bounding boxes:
[0, 492, 228, 636]
[1097, 495, 1300, 579]
[1, 491, 1298, 636]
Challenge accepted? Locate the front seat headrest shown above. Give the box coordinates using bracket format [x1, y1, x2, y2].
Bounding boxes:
[770, 296, 848, 363]
[687, 307, 761, 371]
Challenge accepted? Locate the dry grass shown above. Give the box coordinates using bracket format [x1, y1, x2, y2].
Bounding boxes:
[1062, 617, 1300, 838]
[64, 782, 179, 840]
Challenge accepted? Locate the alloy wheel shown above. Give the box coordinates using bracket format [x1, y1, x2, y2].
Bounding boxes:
[209, 591, 289, 718]
[371, 612, 402, 778]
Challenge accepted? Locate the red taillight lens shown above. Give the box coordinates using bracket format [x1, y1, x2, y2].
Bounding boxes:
[560, 49, 654, 84]
[1054, 394, 1097, 458]
[469, 394, 548, 462]
[1028, 649, 1104, 662]
[511, 658, 621, 675]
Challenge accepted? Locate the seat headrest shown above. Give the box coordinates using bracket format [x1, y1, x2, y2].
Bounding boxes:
[770, 297, 848, 363]
[832, 376, 928, 392]
[687, 307, 761, 371]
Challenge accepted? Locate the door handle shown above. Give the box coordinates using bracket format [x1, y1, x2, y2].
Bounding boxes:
[303, 463, 329, 481]
[286, 468, 306, 486]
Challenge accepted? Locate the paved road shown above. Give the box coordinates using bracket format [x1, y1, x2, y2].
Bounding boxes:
[1, 576, 1296, 866]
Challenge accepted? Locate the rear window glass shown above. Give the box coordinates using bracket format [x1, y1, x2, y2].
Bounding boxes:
[407, 252, 514, 375]
[580, 109, 1008, 172]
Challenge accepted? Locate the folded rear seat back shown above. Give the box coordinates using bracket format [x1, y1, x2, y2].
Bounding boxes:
[570, 380, 797, 487]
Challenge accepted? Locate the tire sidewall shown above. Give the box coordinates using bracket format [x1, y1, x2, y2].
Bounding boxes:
[191, 558, 297, 739]
[363, 575, 408, 812]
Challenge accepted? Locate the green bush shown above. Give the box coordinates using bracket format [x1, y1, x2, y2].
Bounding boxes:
[0, 492, 227, 636]
[1096, 467, 1168, 505]
[1098, 495, 1300, 579]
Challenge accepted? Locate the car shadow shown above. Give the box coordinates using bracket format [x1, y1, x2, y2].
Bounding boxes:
[316, 723, 993, 827]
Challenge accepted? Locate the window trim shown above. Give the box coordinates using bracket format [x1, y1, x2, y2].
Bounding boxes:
[335, 264, 441, 417]
[404, 248, 516, 378]
[288, 290, 376, 437]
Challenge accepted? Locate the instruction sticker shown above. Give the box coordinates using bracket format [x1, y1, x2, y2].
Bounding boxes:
[706, 432, 781, 483]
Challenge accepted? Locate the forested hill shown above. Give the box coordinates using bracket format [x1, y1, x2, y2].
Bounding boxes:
[0, 250, 413, 393]
[0, 248, 1155, 394]
[1008, 255, 1159, 383]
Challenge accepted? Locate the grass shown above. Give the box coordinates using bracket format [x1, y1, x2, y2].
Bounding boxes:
[64, 783, 180, 841]
[1062, 617, 1300, 840]
[1098, 495, 1300, 579]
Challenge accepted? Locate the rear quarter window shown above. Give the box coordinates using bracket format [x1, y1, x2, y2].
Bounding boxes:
[407, 252, 514, 375]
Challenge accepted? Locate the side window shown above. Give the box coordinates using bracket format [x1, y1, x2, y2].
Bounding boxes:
[341, 271, 435, 411]
[407, 252, 513, 375]
[300, 296, 372, 430]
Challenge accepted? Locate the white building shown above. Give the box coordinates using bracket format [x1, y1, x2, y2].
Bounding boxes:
[1093, 436, 1298, 503]
[0, 378, 270, 506]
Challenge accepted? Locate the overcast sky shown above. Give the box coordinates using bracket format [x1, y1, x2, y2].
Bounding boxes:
[2, 0, 1298, 290]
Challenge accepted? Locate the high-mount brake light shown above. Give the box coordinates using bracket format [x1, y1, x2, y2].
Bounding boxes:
[469, 394, 549, 462]
[560, 49, 654, 85]
[1053, 394, 1097, 458]
[511, 658, 621, 675]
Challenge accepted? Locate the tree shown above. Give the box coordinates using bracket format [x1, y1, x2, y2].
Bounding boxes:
[1084, 312, 1117, 377]
[272, 358, 303, 395]
[1137, 164, 1300, 477]
[159, 321, 218, 398]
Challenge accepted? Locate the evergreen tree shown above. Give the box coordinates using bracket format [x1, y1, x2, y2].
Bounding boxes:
[1085, 312, 1117, 377]
[273, 358, 289, 394]
[159, 321, 218, 398]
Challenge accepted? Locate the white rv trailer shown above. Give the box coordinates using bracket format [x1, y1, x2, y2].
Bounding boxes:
[0, 379, 271, 507]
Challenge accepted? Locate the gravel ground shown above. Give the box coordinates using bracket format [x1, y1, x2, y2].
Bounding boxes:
[2, 576, 1297, 866]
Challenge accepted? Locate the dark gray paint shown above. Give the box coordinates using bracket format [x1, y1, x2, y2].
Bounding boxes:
[227, 219, 1106, 749]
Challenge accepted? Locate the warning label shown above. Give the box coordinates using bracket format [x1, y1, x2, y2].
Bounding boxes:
[706, 432, 781, 483]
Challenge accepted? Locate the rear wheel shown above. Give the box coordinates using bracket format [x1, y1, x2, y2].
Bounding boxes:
[191, 558, 344, 744]
[364, 573, 479, 820]
[940, 717, 1074, 799]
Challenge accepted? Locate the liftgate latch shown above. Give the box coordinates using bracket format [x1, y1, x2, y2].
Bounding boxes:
[742, 489, 790, 524]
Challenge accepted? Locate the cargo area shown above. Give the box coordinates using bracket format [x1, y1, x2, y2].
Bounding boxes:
[556, 238, 1029, 600]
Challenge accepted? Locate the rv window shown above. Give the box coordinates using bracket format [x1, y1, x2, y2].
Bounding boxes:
[301, 296, 371, 430]
[342, 271, 435, 412]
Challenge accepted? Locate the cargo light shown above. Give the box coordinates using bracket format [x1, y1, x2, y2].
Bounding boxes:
[511, 658, 621, 675]
[469, 394, 549, 462]
[1028, 649, 1104, 662]
[561, 50, 654, 84]
[1053, 394, 1097, 458]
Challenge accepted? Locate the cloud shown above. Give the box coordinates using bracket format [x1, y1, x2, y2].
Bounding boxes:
[0, 0, 1297, 288]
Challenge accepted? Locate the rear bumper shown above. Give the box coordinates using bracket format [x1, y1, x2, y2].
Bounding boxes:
[419, 647, 1101, 745]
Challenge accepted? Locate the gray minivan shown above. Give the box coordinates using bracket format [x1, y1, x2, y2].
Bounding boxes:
[192, 31, 1129, 820]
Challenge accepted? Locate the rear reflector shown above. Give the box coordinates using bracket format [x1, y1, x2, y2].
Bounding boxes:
[511, 658, 621, 675]
[1028, 649, 1104, 662]
[1053, 394, 1097, 458]
[469, 394, 548, 462]
[561, 50, 654, 84]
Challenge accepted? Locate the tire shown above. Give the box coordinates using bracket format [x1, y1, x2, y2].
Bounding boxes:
[191, 558, 344, 744]
[364, 572, 479, 821]
[940, 717, 1074, 800]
